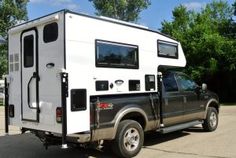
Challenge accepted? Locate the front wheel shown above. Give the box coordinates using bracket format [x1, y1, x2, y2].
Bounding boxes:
[112, 120, 144, 158]
[202, 107, 218, 132]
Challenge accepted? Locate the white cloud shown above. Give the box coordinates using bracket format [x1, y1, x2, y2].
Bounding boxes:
[183, 2, 206, 11]
[30, 0, 79, 11]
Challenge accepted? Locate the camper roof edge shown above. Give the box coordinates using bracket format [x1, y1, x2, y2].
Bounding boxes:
[8, 13, 61, 34]
[8, 9, 176, 41]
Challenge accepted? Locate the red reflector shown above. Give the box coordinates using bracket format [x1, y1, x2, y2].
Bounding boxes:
[56, 107, 62, 123]
[97, 102, 113, 110]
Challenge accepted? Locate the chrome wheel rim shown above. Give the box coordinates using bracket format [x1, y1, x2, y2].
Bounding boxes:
[210, 112, 217, 127]
[123, 128, 140, 152]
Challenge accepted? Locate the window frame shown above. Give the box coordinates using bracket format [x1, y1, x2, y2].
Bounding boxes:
[157, 40, 179, 59]
[95, 39, 139, 69]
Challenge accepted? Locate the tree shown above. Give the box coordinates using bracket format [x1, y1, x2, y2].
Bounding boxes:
[161, 1, 236, 102]
[0, 0, 28, 77]
[89, 0, 151, 22]
[233, 1, 236, 15]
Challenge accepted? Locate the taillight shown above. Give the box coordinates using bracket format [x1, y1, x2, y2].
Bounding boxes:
[56, 107, 62, 123]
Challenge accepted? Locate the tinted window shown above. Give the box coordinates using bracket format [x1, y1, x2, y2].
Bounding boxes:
[43, 22, 58, 43]
[24, 35, 34, 67]
[158, 41, 178, 58]
[163, 73, 178, 92]
[176, 74, 197, 91]
[96, 40, 138, 69]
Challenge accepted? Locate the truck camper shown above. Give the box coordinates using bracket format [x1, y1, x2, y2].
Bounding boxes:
[5, 10, 219, 158]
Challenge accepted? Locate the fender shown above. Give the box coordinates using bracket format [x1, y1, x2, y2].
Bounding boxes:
[204, 98, 219, 118]
[111, 105, 149, 139]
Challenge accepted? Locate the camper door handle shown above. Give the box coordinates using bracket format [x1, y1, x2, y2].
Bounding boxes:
[46, 63, 55, 68]
[27, 73, 37, 109]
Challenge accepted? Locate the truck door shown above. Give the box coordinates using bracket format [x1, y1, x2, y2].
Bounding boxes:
[21, 29, 39, 122]
[175, 74, 205, 121]
[162, 72, 185, 126]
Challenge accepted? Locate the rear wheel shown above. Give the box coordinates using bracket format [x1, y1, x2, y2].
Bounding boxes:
[112, 120, 144, 158]
[202, 107, 218, 132]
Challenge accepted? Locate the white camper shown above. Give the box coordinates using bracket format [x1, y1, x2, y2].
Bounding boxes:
[6, 10, 192, 157]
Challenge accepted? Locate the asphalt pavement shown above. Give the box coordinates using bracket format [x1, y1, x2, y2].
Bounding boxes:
[0, 106, 236, 158]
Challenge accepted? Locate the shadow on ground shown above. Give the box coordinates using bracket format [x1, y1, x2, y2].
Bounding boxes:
[0, 129, 199, 158]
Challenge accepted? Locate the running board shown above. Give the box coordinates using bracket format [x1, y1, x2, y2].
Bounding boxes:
[160, 120, 203, 134]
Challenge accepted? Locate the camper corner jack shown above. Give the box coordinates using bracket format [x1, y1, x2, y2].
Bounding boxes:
[157, 72, 164, 128]
[60, 71, 68, 149]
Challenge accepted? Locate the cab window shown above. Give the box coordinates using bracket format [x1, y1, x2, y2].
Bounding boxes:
[176, 74, 197, 91]
[163, 73, 178, 92]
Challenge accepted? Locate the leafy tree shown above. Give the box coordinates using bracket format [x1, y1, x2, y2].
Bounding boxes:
[89, 0, 151, 22]
[161, 1, 236, 102]
[233, 1, 236, 15]
[0, 0, 28, 77]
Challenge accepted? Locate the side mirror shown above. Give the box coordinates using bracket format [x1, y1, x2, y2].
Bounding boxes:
[202, 83, 207, 91]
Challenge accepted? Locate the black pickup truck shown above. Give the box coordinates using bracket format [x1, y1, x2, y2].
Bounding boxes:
[33, 71, 219, 158]
[88, 71, 220, 157]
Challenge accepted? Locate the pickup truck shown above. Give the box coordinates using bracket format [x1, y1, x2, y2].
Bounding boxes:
[21, 71, 219, 158]
[87, 71, 220, 157]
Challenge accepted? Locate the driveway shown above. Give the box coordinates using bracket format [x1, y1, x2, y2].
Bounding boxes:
[0, 106, 236, 158]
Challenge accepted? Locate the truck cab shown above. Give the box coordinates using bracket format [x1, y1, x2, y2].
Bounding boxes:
[162, 71, 219, 128]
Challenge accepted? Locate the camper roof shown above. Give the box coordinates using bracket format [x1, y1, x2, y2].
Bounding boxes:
[9, 9, 175, 41]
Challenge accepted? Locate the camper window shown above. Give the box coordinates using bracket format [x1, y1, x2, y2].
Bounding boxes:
[157, 40, 178, 59]
[43, 22, 58, 43]
[24, 35, 34, 67]
[96, 40, 139, 69]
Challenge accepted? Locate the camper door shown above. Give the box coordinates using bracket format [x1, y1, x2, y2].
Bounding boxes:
[21, 29, 39, 122]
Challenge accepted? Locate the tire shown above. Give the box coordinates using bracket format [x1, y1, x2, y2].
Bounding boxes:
[112, 120, 144, 158]
[202, 107, 218, 132]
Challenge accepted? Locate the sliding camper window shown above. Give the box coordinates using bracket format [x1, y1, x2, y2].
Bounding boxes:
[157, 40, 178, 59]
[24, 35, 34, 67]
[43, 22, 58, 43]
[96, 40, 139, 69]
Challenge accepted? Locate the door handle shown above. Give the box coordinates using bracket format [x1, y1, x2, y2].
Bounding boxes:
[183, 96, 187, 103]
[27, 72, 39, 109]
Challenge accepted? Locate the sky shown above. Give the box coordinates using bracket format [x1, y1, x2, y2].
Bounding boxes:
[27, 0, 235, 30]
